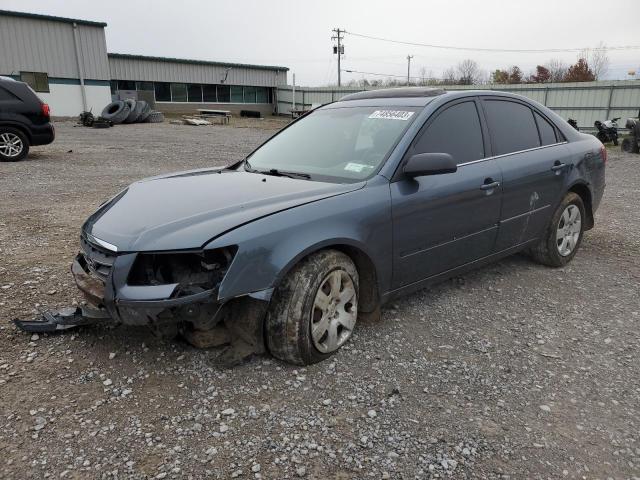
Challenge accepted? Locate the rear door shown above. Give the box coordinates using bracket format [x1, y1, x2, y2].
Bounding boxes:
[480, 98, 570, 250]
[390, 98, 503, 287]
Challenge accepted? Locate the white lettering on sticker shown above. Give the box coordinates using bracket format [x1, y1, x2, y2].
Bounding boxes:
[368, 110, 414, 121]
[344, 162, 374, 173]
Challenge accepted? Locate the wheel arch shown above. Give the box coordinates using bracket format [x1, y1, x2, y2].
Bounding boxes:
[0, 121, 32, 143]
[273, 240, 381, 313]
[567, 182, 594, 230]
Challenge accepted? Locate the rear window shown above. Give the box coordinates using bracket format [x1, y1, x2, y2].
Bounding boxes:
[484, 100, 540, 155]
[534, 111, 558, 146]
[0, 86, 18, 101]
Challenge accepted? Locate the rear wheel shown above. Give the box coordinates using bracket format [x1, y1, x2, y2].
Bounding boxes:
[0, 127, 29, 162]
[266, 250, 359, 365]
[530, 192, 585, 267]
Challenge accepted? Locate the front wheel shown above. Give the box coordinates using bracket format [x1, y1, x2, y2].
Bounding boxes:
[529, 192, 585, 267]
[266, 250, 359, 365]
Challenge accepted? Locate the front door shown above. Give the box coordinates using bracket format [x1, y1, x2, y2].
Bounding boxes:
[391, 99, 503, 288]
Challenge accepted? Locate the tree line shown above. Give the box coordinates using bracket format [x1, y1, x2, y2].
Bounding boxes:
[344, 47, 610, 88]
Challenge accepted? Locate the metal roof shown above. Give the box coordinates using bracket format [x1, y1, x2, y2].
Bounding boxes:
[0, 9, 107, 27]
[107, 53, 289, 72]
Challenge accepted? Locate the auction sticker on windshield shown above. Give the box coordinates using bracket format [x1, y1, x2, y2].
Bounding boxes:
[368, 110, 415, 121]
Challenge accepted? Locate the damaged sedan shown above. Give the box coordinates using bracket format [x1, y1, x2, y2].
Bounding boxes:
[17, 88, 605, 365]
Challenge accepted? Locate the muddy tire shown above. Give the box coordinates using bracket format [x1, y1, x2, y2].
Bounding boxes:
[124, 100, 144, 123]
[0, 127, 29, 162]
[266, 250, 359, 365]
[145, 111, 164, 123]
[136, 101, 151, 122]
[529, 192, 585, 267]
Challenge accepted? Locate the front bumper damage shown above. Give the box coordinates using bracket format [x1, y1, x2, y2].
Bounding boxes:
[14, 242, 273, 365]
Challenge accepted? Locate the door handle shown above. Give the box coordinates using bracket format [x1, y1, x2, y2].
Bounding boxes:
[480, 181, 500, 190]
[551, 162, 566, 171]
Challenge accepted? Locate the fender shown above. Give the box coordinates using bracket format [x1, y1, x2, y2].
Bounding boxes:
[0, 119, 32, 140]
[205, 177, 393, 303]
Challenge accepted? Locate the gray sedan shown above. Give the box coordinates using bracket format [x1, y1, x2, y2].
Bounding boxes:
[71, 87, 606, 365]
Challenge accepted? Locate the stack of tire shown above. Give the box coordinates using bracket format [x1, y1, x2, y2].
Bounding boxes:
[101, 99, 164, 124]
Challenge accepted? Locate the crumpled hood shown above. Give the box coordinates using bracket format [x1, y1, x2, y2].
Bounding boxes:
[85, 168, 363, 252]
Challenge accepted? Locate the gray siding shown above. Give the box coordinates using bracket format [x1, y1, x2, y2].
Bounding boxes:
[0, 14, 110, 79]
[108, 55, 287, 87]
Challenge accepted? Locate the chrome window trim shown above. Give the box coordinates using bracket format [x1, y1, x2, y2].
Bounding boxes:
[457, 141, 568, 167]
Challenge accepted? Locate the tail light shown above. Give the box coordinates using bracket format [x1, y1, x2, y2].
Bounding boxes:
[41, 103, 50, 118]
[600, 145, 607, 165]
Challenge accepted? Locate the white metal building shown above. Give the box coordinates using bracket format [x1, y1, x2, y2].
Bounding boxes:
[0, 10, 289, 117]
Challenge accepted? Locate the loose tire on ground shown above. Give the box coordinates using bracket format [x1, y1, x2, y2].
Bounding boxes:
[621, 137, 639, 154]
[124, 99, 144, 123]
[136, 101, 151, 122]
[266, 250, 359, 365]
[0, 127, 29, 162]
[529, 192, 586, 267]
[145, 111, 164, 123]
[101, 101, 130, 124]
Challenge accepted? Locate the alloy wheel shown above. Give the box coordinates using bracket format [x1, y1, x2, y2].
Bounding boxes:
[556, 204, 582, 256]
[310, 269, 357, 353]
[0, 133, 24, 158]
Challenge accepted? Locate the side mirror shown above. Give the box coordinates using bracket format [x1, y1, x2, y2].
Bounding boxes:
[403, 153, 457, 178]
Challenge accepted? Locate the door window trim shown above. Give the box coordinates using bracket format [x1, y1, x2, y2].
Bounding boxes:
[391, 97, 489, 182]
[457, 140, 568, 167]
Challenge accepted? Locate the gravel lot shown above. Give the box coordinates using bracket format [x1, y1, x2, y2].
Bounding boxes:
[0, 120, 639, 479]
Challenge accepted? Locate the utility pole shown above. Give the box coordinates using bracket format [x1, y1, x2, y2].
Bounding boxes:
[332, 28, 344, 86]
[406, 55, 414, 86]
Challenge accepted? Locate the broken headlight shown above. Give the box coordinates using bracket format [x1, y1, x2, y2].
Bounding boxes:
[127, 247, 237, 297]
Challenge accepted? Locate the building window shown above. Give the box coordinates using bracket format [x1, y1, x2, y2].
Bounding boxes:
[171, 83, 187, 102]
[243, 86, 257, 103]
[256, 87, 269, 103]
[203, 84, 217, 102]
[136, 81, 154, 91]
[217, 85, 230, 103]
[230, 86, 243, 103]
[154, 82, 171, 102]
[117, 80, 136, 91]
[187, 84, 202, 103]
[21, 72, 49, 93]
[110, 80, 118, 95]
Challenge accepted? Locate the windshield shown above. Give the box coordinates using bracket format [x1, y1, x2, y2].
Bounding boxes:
[245, 106, 420, 182]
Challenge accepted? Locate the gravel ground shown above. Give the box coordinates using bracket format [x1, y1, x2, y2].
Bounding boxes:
[0, 121, 639, 479]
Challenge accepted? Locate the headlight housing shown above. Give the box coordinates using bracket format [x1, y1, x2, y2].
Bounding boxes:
[127, 246, 237, 297]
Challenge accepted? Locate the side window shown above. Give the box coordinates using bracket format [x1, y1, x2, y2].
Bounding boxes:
[534, 111, 557, 146]
[414, 101, 484, 165]
[20, 71, 49, 93]
[483, 100, 540, 155]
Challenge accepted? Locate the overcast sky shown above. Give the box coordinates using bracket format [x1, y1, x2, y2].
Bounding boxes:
[2, 0, 639, 85]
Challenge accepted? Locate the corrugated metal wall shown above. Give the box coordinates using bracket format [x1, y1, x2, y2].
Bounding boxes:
[276, 81, 640, 129]
[0, 14, 110, 79]
[108, 55, 287, 87]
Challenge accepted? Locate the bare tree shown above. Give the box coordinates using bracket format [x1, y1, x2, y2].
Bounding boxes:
[442, 67, 457, 85]
[546, 59, 568, 83]
[580, 42, 609, 79]
[456, 59, 481, 85]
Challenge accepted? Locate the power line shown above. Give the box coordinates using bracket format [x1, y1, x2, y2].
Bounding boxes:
[345, 30, 640, 53]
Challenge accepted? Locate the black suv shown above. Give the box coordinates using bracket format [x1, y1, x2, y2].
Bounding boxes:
[0, 76, 54, 161]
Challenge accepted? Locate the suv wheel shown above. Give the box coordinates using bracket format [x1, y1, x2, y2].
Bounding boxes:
[266, 250, 359, 365]
[0, 127, 29, 161]
[530, 192, 585, 267]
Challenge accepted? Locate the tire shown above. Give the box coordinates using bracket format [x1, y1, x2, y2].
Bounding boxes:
[613, 136, 619, 146]
[596, 131, 608, 144]
[621, 138, 633, 153]
[529, 192, 586, 267]
[0, 127, 29, 162]
[266, 250, 359, 365]
[145, 111, 165, 123]
[124, 99, 143, 123]
[101, 101, 130, 124]
[136, 101, 151, 122]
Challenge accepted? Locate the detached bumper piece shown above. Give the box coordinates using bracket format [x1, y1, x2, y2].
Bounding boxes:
[13, 306, 111, 333]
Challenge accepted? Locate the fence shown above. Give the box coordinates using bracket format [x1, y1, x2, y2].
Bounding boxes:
[275, 80, 640, 130]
